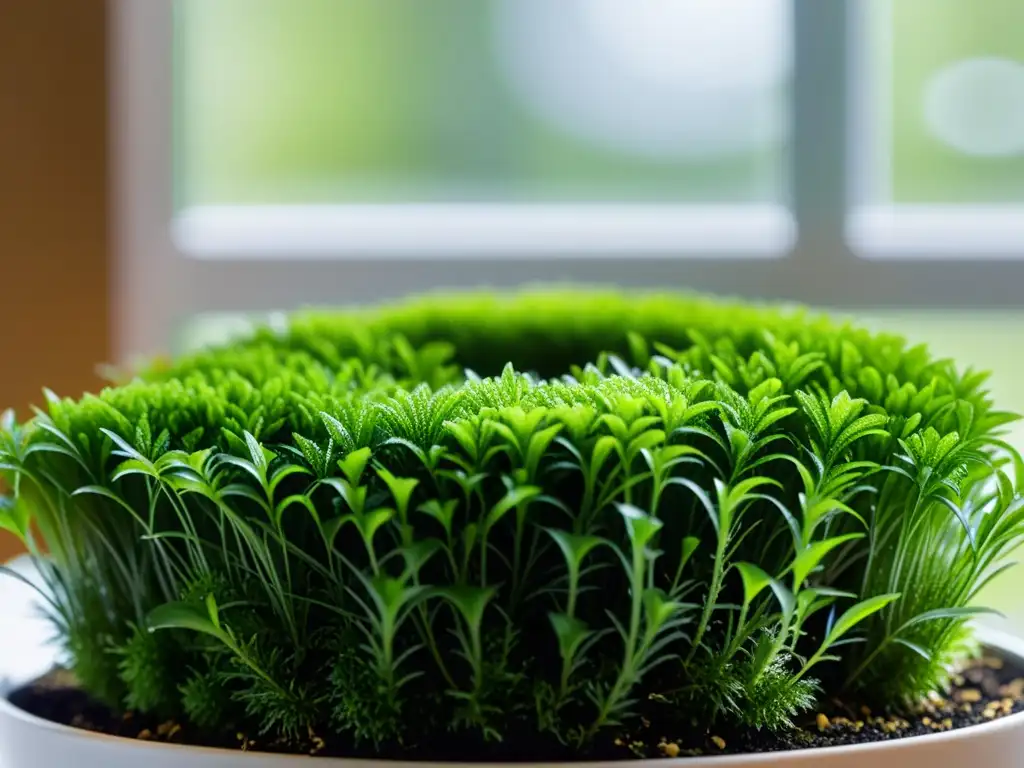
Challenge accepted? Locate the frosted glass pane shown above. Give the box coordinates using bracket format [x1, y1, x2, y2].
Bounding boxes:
[869, 0, 1024, 203]
[174, 0, 790, 206]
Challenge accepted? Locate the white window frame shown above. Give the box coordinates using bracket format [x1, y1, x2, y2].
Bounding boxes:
[111, 0, 1024, 364]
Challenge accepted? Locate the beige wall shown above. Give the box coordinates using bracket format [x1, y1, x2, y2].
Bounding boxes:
[0, 1, 109, 560]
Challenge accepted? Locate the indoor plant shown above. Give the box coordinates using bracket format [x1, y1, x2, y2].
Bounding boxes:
[2, 288, 1024, 766]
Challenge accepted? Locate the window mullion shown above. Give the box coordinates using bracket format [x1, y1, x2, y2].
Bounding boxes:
[790, 0, 851, 271]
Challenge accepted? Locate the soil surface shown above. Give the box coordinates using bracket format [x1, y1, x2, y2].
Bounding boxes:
[8, 658, 1024, 761]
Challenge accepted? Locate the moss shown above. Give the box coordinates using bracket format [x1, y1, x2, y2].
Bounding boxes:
[1, 288, 1021, 754]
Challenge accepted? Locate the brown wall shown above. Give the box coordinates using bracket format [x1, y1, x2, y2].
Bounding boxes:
[0, 1, 109, 560]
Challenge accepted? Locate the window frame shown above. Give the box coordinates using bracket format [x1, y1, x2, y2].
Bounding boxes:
[111, 0, 1024, 363]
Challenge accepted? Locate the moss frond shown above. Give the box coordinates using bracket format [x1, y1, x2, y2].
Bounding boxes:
[118, 624, 181, 716]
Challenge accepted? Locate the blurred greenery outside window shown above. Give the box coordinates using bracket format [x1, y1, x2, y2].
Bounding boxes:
[175, 0, 789, 206]
[176, 0, 1024, 206]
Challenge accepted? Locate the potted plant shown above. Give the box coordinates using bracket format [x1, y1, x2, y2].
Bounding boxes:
[2, 289, 1023, 767]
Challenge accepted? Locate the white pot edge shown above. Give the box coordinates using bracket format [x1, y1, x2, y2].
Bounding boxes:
[3, 626, 1024, 768]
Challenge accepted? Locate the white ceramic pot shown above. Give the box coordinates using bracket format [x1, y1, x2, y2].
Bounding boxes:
[1, 628, 1022, 768]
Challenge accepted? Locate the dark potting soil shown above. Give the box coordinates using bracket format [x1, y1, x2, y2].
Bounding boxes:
[8, 657, 1024, 761]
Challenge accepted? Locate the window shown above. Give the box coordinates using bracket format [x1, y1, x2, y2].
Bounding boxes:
[170, 0, 794, 260]
[850, 0, 1024, 255]
[176, 0, 790, 208]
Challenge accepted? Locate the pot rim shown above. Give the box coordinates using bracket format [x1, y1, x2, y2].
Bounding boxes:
[3, 626, 1024, 766]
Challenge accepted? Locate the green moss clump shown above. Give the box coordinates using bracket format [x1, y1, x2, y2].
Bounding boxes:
[2, 289, 1021, 754]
